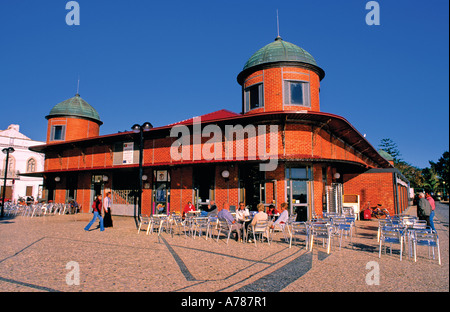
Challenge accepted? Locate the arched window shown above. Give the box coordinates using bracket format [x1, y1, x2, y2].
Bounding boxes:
[5, 156, 15, 173]
[27, 158, 36, 173]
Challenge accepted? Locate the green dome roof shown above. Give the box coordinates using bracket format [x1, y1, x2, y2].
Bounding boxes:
[378, 149, 394, 161]
[46, 94, 102, 124]
[237, 36, 325, 84]
[243, 36, 318, 70]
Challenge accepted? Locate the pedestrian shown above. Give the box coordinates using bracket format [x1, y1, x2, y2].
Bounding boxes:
[425, 192, 436, 232]
[103, 192, 113, 228]
[84, 195, 104, 231]
[417, 192, 432, 228]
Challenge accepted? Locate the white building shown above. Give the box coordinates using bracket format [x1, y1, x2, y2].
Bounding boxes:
[0, 124, 45, 203]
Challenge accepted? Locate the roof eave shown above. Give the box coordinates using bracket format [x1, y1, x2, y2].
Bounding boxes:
[237, 61, 325, 85]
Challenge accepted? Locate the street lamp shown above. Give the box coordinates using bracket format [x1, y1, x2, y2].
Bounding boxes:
[1, 147, 15, 218]
[131, 122, 153, 226]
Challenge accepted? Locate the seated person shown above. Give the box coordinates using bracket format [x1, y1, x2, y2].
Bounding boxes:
[201, 200, 218, 217]
[182, 201, 195, 219]
[69, 199, 79, 214]
[235, 202, 250, 222]
[251, 203, 268, 227]
[266, 204, 279, 220]
[218, 203, 242, 241]
[250, 203, 269, 240]
[269, 202, 289, 230]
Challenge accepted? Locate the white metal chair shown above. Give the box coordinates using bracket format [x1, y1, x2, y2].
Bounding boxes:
[333, 217, 354, 250]
[206, 216, 218, 240]
[413, 220, 428, 229]
[148, 215, 163, 235]
[216, 220, 232, 244]
[171, 214, 189, 237]
[289, 222, 310, 249]
[247, 221, 270, 246]
[379, 226, 404, 261]
[412, 229, 441, 265]
[192, 217, 209, 239]
[377, 219, 392, 242]
[309, 222, 332, 254]
[137, 214, 151, 234]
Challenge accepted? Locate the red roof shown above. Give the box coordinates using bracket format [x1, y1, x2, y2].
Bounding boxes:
[167, 109, 241, 126]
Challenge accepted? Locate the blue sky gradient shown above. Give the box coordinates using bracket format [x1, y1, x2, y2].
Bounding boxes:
[0, 0, 448, 169]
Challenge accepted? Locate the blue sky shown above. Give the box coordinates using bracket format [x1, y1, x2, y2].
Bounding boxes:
[0, 0, 448, 169]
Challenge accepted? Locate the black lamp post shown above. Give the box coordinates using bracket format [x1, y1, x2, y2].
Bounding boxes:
[131, 122, 152, 226]
[1, 147, 15, 218]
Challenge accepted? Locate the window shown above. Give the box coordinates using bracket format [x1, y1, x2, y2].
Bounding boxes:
[50, 125, 65, 141]
[27, 158, 36, 172]
[26, 186, 33, 196]
[5, 156, 15, 173]
[284, 81, 310, 106]
[245, 83, 263, 111]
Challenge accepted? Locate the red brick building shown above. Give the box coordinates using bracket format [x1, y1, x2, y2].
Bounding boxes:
[29, 36, 410, 219]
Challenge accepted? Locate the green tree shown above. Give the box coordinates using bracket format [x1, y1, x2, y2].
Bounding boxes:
[378, 138, 424, 189]
[422, 167, 440, 194]
[396, 161, 424, 189]
[378, 138, 402, 163]
[429, 151, 449, 196]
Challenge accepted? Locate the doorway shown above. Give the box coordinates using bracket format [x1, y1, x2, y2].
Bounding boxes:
[193, 165, 215, 210]
[238, 164, 265, 211]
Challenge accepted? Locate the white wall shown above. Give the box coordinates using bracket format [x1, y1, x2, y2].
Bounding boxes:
[0, 124, 45, 202]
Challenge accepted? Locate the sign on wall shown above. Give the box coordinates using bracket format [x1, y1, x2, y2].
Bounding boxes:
[122, 142, 134, 164]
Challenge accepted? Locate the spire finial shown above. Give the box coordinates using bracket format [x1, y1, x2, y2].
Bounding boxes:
[276, 9, 280, 38]
[76, 75, 80, 95]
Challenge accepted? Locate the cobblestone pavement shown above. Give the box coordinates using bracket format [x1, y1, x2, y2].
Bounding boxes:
[0, 205, 448, 293]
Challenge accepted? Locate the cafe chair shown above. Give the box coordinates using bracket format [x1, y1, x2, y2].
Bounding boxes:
[193, 217, 210, 240]
[216, 220, 232, 245]
[309, 223, 332, 254]
[379, 226, 404, 261]
[137, 214, 151, 234]
[289, 222, 310, 249]
[247, 221, 270, 246]
[412, 229, 441, 265]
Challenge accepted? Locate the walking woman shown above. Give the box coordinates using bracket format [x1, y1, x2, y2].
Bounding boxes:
[84, 195, 104, 231]
[103, 192, 113, 228]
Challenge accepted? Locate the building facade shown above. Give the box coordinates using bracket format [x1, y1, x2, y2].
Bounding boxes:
[1, 124, 45, 203]
[29, 36, 410, 218]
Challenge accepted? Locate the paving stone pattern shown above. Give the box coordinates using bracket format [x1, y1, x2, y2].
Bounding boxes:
[0, 207, 448, 292]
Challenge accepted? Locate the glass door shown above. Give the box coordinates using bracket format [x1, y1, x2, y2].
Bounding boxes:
[288, 180, 309, 221]
[286, 166, 311, 221]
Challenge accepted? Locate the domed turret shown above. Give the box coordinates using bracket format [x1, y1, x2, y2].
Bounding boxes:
[45, 94, 102, 143]
[237, 37, 324, 114]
